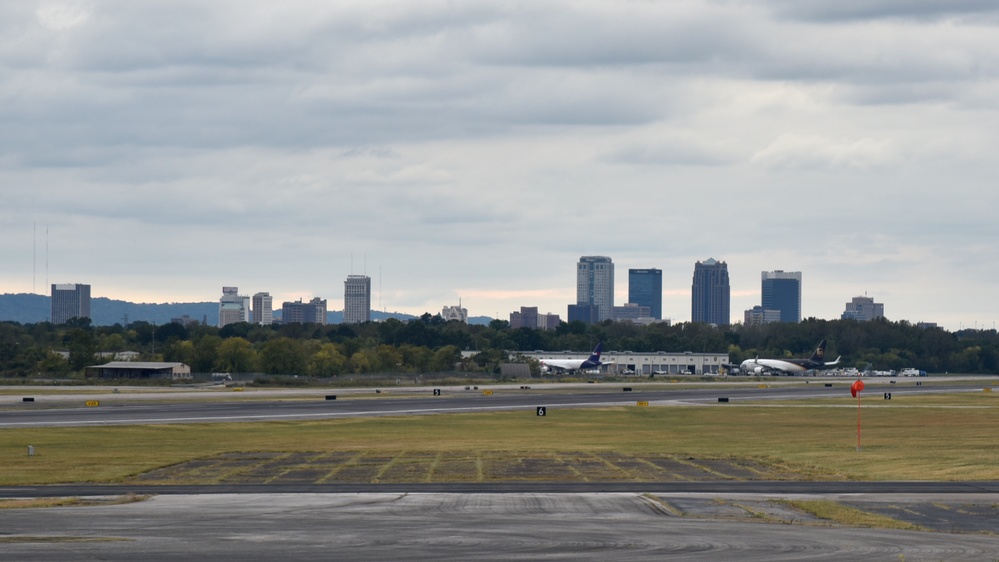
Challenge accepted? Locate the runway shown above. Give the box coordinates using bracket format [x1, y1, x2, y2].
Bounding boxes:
[4, 380, 998, 559]
[0, 379, 976, 428]
[2, 493, 997, 561]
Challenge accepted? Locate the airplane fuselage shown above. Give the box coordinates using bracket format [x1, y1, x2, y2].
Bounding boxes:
[540, 343, 603, 374]
[739, 358, 813, 375]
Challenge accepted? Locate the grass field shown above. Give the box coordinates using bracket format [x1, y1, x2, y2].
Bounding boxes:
[3, 396, 999, 485]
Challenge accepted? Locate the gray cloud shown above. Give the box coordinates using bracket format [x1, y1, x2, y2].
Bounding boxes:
[760, 0, 999, 23]
[1, 1, 997, 328]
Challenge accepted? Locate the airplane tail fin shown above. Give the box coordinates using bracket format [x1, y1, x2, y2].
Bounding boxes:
[587, 342, 603, 364]
[808, 339, 828, 363]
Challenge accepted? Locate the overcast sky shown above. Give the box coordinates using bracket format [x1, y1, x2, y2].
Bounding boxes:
[3, 1, 999, 331]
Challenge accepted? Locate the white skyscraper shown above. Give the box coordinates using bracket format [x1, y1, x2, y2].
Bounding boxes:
[576, 256, 614, 322]
[51, 283, 91, 324]
[252, 292, 273, 325]
[218, 286, 250, 328]
[344, 275, 371, 324]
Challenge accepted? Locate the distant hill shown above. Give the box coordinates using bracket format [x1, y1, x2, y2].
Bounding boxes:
[0, 293, 491, 326]
[0, 293, 218, 326]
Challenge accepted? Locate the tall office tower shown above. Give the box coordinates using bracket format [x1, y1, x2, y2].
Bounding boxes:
[628, 268, 663, 319]
[281, 297, 328, 325]
[344, 275, 371, 324]
[761, 270, 802, 323]
[691, 258, 730, 325]
[576, 256, 614, 322]
[251, 292, 273, 325]
[842, 295, 885, 322]
[50, 283, 91, 324]
[218, 286, 251, 328]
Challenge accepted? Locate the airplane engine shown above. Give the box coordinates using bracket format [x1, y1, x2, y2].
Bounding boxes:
[753, 366, 766, 375]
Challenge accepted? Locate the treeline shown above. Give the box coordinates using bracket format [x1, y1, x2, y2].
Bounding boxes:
[1, 315, 997, 377]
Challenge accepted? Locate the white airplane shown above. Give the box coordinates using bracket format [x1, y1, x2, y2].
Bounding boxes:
[540, 343, 604, 374]
[739, 339, 841, 375]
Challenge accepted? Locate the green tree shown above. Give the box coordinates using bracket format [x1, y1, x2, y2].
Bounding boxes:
[67, 328, 97, 371]
[432, 345, 462, 372]
[348, 351, 373, 373]
[308, 343, 347, 377]
[215, 337, 257, 373]
[191, 335, 222, 373]
[259, 338, 308, 375]
[399, 344, 433, 372]
[36, 351, 72, 377]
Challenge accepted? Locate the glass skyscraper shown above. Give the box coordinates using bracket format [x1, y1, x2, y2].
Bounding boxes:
[628, 269, 662, 319]
[691, 258, 730, 325]
[761, 270, 802, 323]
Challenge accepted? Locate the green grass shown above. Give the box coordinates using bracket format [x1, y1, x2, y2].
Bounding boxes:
[0, 494, 150, 509]
[3, 402, 999, 485]
[782, 500, 926, 531]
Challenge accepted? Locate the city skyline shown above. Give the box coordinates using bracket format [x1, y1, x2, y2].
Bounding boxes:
[21, 255, 968, 328]
[3, 2, 999, 331]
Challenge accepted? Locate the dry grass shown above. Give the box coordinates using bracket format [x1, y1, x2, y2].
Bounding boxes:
[2, 403, 999, 485]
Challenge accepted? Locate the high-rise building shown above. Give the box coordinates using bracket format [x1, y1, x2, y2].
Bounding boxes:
[50, 283, 91, 324]
[281, 297, 328, 325]
[252, 292, 273, 325]
[842, 295, 884, 322]
[218, 286, 250, 328]
[761, 270, 802, 323]
[744, 305, 781, 326]
[510, 306, 539, 330]
[344, 275, 371, 324]
[628, 268, 662, 319]
[576, 256, 614, 322]
[691, 258, 730, 325]
[537, 312, 561, 331]
[567, 303, 599, 324]
[441, 302, 468, 323]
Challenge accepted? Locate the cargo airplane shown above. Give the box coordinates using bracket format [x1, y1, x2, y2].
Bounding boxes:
[540, 343, 605, 374]
[738, 339, 840, 375]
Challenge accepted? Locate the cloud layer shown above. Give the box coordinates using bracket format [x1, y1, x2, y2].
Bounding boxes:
[2, 1, 998, 329]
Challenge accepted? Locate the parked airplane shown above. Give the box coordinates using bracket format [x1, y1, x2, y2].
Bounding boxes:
[540, 343, 604, 374]
[738, 339, 841, 375]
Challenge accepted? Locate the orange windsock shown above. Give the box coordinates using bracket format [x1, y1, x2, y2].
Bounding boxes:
[850, 380, 865, 398]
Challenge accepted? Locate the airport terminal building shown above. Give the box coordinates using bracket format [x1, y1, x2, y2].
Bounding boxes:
[519, 350, 729, 376]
